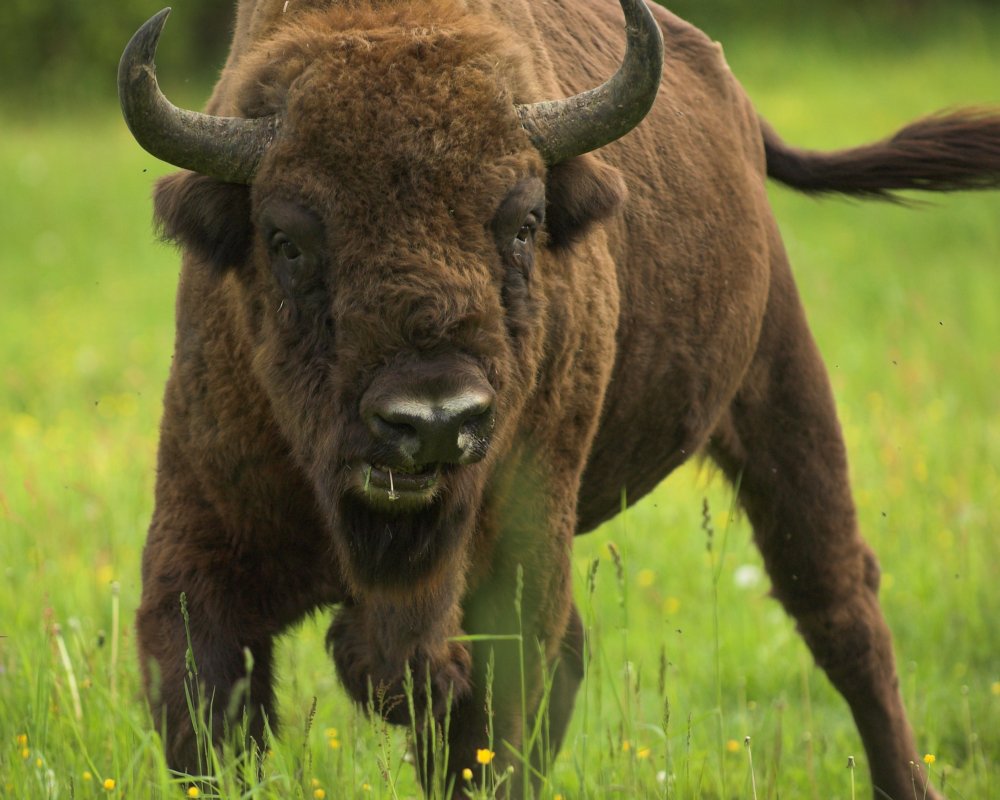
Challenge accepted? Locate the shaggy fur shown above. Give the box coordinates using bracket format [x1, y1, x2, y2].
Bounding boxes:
[131, 1, 1000, 797]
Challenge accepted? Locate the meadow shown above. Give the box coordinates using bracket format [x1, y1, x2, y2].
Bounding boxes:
[2, 6, 999, 799]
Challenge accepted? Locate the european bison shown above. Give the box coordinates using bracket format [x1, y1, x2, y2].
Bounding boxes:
[118, 1, 1000, 797]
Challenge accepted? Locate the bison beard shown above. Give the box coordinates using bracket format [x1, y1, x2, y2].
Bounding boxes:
[333, 481, 477, 589]
[119, 0, 1000, 797]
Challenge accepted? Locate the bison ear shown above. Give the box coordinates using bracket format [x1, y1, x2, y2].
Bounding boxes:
[153, 171, 253, 274]
[544, 154, 627, 249]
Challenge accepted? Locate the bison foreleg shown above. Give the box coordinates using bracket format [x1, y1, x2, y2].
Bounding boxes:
[431, 508, 579, 798]
[327, 587, 473, 726]
[136, 581, 277, 777]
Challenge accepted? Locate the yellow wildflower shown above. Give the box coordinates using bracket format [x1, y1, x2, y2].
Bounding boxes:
[636, 568, 655, 588]
[36, 758, 43, 768]
[16, 734, 28, 747]
[476, 748, 495, 765]
[621, 740, 631, 752]
[991, 681, 1000, 696]
[313, 790, 326, 800]
[328, 738, 341, 750]
[20, 748, 30, 760]
[83, 772, 93, 782]
[361, 782, 371, 792]
[96, 563, 115, 586]
[324, 727, 338, 738]
[187, 787, 200, 798]
[923, 754, 936, 765]
[103, 777, 116, 791]
[725, 739, 741, 753]
[637, 746, 651, 759]
[462, 768, 473, 781]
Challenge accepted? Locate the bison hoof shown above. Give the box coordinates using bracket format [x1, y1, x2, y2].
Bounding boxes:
[328, 608, 472, 725]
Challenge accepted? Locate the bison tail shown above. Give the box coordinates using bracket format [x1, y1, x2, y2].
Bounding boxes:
[762, 109, 1000, 201]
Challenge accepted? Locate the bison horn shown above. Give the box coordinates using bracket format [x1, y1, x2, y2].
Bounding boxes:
[516, 0, 663, 165]
[118, 8, 278, 184]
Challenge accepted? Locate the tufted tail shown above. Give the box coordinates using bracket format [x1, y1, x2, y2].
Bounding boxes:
[762, 109, 1000, 201]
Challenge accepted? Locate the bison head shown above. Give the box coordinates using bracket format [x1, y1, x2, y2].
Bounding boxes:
[119, 1, 661, 594]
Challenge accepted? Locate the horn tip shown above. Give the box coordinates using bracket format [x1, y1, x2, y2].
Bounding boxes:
[147, 8, 173, 38]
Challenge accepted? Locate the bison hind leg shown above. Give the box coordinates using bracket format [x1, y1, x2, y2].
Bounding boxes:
[706, 260, 942, 800]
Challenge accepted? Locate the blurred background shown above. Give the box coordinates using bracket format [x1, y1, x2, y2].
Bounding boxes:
[0, 0, 996, 106]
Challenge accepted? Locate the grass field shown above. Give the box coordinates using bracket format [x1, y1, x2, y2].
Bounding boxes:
[2, 7, 999, 799]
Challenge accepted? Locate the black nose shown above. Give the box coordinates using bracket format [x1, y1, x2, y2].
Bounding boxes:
[365, 390, 496, 466]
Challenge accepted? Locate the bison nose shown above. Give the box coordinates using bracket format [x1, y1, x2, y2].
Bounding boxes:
[366, 390, 496, 466]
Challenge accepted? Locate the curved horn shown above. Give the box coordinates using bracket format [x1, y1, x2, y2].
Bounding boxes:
[118, 8, 279, 184]
[516, 0, 663, 165]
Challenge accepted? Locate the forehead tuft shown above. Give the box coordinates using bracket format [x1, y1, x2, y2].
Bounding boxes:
[237, 5, 538, 195]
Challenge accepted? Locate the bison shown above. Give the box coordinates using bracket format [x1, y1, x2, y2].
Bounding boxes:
[118, 1, 1000, 797]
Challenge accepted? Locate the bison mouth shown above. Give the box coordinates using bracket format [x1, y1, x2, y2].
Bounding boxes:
[351, 460, 443, 512]
[333, 461, 477, 588]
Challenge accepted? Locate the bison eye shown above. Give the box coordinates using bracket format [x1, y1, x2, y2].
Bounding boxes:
[514, 212, 540, 245]
[270, 232, 302, 262]
[508, 213, 540, 280]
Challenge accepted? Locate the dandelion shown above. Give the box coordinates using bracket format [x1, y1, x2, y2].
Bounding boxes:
[96, 563, 115, 586]
[725, 739, 741, 753]
[476, 748, 495, 765]
[103, 777, 116, 791]
[311, 778, 321, 787]
[313, 790, 326, 799]
[83, 772, 93, 782]
[20, 748, 30, 760]
[187, 787, 200, 798]
[16, 734, 28, 747]
[923, 754, 936, 765]
[326, 727, 341, 750]
[462, 768, 473, 781]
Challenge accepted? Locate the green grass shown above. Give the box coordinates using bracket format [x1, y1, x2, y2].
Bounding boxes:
[2, 12, 999, 800]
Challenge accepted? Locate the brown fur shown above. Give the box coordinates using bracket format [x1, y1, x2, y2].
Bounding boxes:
[133, 1, 1000, 797]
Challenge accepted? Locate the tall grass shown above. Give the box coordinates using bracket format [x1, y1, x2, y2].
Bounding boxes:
[2, 11, 999, 799]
